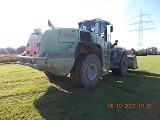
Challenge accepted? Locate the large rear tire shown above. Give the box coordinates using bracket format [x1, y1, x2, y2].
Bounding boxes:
[112, 53, 128, 76]
[70, 54, 102, 87]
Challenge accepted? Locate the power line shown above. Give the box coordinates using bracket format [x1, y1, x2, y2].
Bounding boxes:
[128, 8, 155, 49]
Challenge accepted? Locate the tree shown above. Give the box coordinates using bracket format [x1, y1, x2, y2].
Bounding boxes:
[146, 47, 152, 55]
[5, 47, 16, 54]
[150, 47, 158, 54]
[0, 48, 7, 54]
[137, 47, 159, 56]
[16, 46, 26, 54]
[146, 47, 158, 55]
[137, 49, 147, 56]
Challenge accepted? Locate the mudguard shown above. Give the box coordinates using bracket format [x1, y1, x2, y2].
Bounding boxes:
[110, 48, 126, 68]
[74, 42, 102, 58]
[74, 42, 103, 66]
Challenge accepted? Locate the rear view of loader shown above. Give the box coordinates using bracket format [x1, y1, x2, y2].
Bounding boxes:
[17, 18, 138, 87]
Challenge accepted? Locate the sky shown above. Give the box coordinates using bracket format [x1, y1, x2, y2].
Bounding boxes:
[0, 0, 159, 50]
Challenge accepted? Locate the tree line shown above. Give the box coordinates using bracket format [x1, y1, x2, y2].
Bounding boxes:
[0, 46, 26, 54]
[0, 46, 160, 56]
[131, 47, 160, 56]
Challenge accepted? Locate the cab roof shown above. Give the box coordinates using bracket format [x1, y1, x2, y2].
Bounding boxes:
[78, 18, 111, 25]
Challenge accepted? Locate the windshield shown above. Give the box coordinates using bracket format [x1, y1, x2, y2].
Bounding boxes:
[79, 21, 96, 32]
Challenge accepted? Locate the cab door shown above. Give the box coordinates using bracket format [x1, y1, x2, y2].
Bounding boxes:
[98, 22, 110, 70]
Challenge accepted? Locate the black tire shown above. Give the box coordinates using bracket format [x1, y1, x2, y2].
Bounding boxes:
[44, 71, 67, 83]
[112, 53, 128, 76]
[70, 54, 102, 87]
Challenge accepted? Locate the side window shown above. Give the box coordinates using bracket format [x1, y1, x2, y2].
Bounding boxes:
[82, 26, 87, 30]
[91, 26, 95, 32]
[98, 22, 107, 38]
[100, 24, 105, 37]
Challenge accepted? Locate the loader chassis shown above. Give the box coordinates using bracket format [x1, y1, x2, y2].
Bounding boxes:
[17, 18, 138, 87]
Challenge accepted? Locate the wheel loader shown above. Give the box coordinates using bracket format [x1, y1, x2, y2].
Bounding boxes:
[17, 18, 138, 87]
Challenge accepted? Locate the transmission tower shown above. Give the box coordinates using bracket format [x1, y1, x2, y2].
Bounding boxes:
[128, 8, 155, 49]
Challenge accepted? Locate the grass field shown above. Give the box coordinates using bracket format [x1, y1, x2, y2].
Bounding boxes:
[0, 56, 160, 120]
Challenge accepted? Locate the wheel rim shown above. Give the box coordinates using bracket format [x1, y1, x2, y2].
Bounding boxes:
[86, 63, 98, 81]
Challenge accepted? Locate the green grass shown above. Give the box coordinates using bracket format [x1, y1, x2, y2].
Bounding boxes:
[0, 56, 160, 120]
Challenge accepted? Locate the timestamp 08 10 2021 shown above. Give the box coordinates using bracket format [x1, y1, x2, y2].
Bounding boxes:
[107, 103, 153, 109]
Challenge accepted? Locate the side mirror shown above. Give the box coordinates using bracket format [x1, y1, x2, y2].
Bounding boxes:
[115, 40, 118, 45]
[110, 26, 113, 32]
[111, 40, 118, 48]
